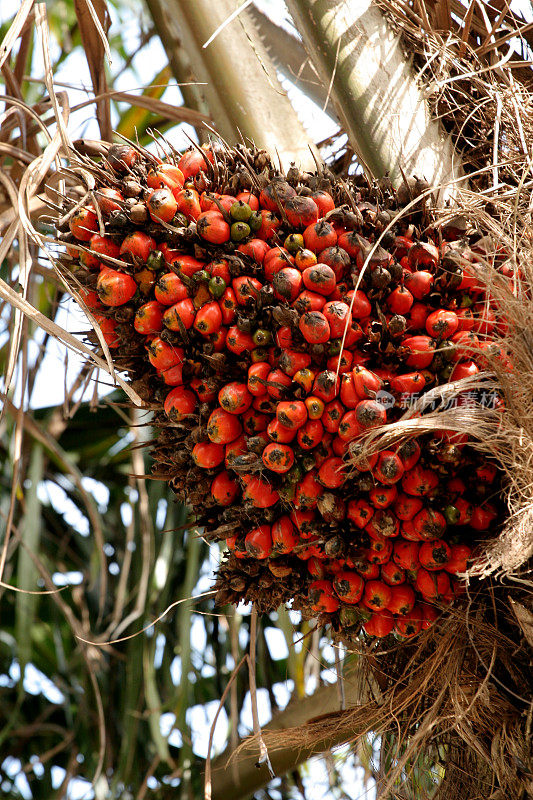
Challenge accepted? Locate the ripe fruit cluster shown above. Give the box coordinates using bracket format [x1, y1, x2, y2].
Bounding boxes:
[59, 141, 505, 642]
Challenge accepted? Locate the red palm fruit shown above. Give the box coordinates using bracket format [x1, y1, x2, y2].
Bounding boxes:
[218, 287, 236, 325]
[447, 476, 467, 494]
[374, 451, 405, 485]
[364, 609, 394, 637]
[321, 301, 351, 338]
[174, 188, 201, 220]
[387, 285, 414, 315]
[331, 436, 349, 457]
[471, 303, 497, 335]
[160, 363, 184, 386]
[256, 210, 281, 240]
[347, 498, 374, 528]
[308, 580, 340, 613]
[87, 233, 121, 267]
[284, 195, 319, 227]
[211, 327, 227, 352]
[303, 219, 337, 253]
[333, 571, 364, 603]
[294, 289, 326, 313]
[192, 441, 225, 469]
[163, 298, 195, 330]
[226, 535, 246, 559]
[455, 307, 475, 331]
[225, 326, 254, 354]
[294, 248, 318, 270]
[295, 470, 323, 509]
[266, 368, 292, 399]
[305, 396, 325, 420]
[211, 470, 239, 506]
[276, 400, 307, 429]
[299, 311, 330, 344]
[148, 337, 183, 371]
[366, 509, 400, 539]
[190, 377, 217, 403]
[395, 606, 423, 638]
[273, 267, 303, 302]
[313, 370, 339, 402]
[420, 539, 451, 571]
[425, 309, 459, 339]
[393, 539, 420, 571]
[340, 374, 359, 409]
[404, 270, 434, 299]
[470, 503, 498, 530]
[242, 410, 269, 436]
[264, 247, 294, 281]
[197, 210, 230, 244]
[225, 434, 247, 467]
[297, 419, 324, 450]
[267, 418, 296, 443]
[147, 163, 184, 191]
[420, 602, 439, 629]
[69, 206, 98, 241]
[401, 520, 421, 541]
[476, 462, 498, 483]
[302, 263, 336, 296]
[336, 410, 360, 441]
[235, 191, 259, 210]
[381, 560, 405, 585]
[274, 327, 292, 350]
[200, 193, 235, 213]
[357, 561, 380, 580]
[208, 258, 232, 283]
[147, 188, 178, 223]
[272, 516, 299, 555]
[290, 508, 316, 537]
[318, 245, 351, 279]
[93, 315, 120, 348]
[363, 580, 392, 611]
[450, 360, 479, 381]
[262, 442, 294, 473]
[167, 254, 206, 278]
[308, 557, 327, 578]
[260, 179, 296, 211]
[396, 439, 422, 471]
[237, 239, 270, 264]
[345, 289, 372, 319]
[407, 241, 439, 269]
[388, 584, 416, 615]
[207, 408, 242, 444]
[365, 538, 393, 565]
[218, 383, 252, 415]
[310, 189, 334, 215]
[155, 273, 188, 306]
[96, 269, 137, 306]
[412, 508, 447, 541]
[245, 525, 272, 559]
[402, 335, 436, 368]
[318, 456, 345, 489]
[178, 147, 213, 179]
[95, 186, 123, 214]
[355, 399, 387, 430]
[369, 484, 398, 509]
[351, 366, 383, 400]
[452, 497, 473, 525]
[163, 386, 197, 420]
[394, 235, 414, 258]
[321, 400, 342, 434]
[120, 231, 156, 262]
[328, 350, 354, 375]
[416, 568, 450, 601]
[247, 362, 270, 396]
[79, 287, 102, 311]
[278, 351, 312, 378]
[242, 476, 279, 508]
[134, 301, 164, 334]
[293, 368, 316, 394]
[389, 371, 427, 395]
[402, 464, 439, 497]
[394, 494, 423, 521]
[448, 330, 479, 361]
[408, 302, 430, 330]
[444, 543, 472, 574]
[232, 276, 262, 306]
[194, 302, 222, 335]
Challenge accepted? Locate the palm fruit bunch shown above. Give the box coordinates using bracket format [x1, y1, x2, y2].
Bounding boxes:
[58, 140, 507, 643]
